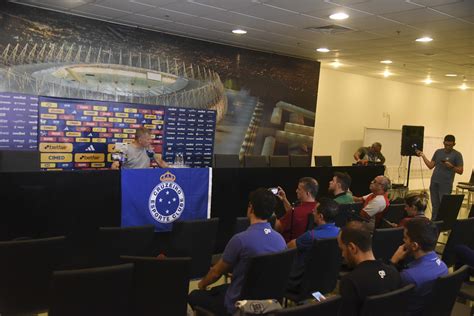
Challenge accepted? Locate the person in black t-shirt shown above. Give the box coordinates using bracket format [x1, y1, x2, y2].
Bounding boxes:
[337, 221, 401, 316]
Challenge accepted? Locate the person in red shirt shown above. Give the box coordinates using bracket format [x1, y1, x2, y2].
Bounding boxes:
[275, 177, 318, 242]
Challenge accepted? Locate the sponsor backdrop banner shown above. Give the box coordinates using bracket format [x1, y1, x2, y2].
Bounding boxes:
[0, 92, 38, 150]
[121, 168, 212, 232]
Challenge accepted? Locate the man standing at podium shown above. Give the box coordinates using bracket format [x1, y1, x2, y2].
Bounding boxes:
[416, 134, 463, 220]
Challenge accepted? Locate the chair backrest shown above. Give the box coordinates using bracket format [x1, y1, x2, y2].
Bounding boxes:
[360, 284, 415, 316]
[273, 295, 342, 315]
[335, 203, 363, 228]
[421, 265, 469, 316]
[49, 263, 134, 316]
[372, 227, 404, 263]
[240, 248, 297, 302]
[299, 238, 342, 297]
[97, 225, 155, 265]
[121, 256, 191, 316]
[289, 155, 311, 167]
[169, 218, 219, 278]
[234, 217, 250, 235]
[441, 218, 474, 267]
[435, 194, 464, 231]
[0, 236, 66, 314]
[433, 220, 444, 237]
[244, 155, 269, 167]
[382, 204, 406, 225]
[469, 204, 474, 219]
[314, 155, 332, 167]
[270, 155, 290, 167]
[214, 154, 240, 168]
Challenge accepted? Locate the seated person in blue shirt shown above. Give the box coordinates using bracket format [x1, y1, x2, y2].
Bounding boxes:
[390, 218, 448, 315]
[188, 188, 286, 316]
[286, 197, 340, 292]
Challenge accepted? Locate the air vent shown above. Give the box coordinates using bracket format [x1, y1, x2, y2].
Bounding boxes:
[305, 24, 353, 34]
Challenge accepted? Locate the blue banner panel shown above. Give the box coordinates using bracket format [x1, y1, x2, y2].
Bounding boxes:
[121, 168, 211, 232]
[0, 92, 38, 150]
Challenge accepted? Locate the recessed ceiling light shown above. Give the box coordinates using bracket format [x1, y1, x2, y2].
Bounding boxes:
[232, 29, 247, 35]
[445, 74, 457, 77]
[330, 61, 342, 68]
[329, 12, 349, 20]
[383, 69, 391, 78]
[423, 77, 433, 85]
[415, 37, 433, 42]
[317, 48, 330, 53]
[460, 83, 468, 90]
[380, 60, 393, 64]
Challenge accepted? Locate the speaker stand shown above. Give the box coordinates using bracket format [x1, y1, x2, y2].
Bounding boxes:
[406, 155, 412, 189]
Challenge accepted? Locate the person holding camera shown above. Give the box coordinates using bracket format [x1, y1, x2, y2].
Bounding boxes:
[416, 134, 463, 220]
[111, 127, 168, 169]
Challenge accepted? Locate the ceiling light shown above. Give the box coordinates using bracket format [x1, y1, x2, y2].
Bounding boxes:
[415, 37, 433, 42]
[329, 12, 349, 20]
[423, 77, 433, 85]
[380, 60, 392, 64]
[317, 48, 330, 53]
[460, 83, 468, 90]
[232, 29, 247, 35]
[383, 69, 391, 78]
[330, 61, 342, 68]
[445, 74, 457, 77]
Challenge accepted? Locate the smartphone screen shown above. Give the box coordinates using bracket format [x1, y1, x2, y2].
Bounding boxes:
[269, 187, 278, 195]
[312, 291, 326, 302]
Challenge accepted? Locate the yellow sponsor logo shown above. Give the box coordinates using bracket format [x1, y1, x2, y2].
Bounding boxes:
[152, 120, 164, 125]
[66, 121, 81, 126]
[49, 108, 65, 114]
[41, 163, 56, 168]
[144, 124, 156, 129]
[144, 114, 156, 119]
[107, 153, 114, 162]
[41, 102, 57, 108]
[108, 144, 117, 152]
[40, 143, 73, 152]
[114, 133, 128, 138]
[92, 138, 106, 143]
[40, 125, 57, 131]
[124, 118, 137, 123]
[93, 116, 107, 122]
[66, 132, 81, 137]
[123, 129, 136, 134]
[93, 106, 108, 111]
[123, 139, 133, 144]
[41, 114, 57, 119]
[84, 110, 98, 116]
[115, 112, 129, 118]
[46, 168, 63, 171]
[74, 153, 105, 163]
[109, 117, 122, 123]
[92, 127, 107, 133]
[124, 108, 137, 113]
[91, 163, 105, 168]
[76, 138, 91, 142]
[150, 134, 156, 139]
[41, 153, 73, 163]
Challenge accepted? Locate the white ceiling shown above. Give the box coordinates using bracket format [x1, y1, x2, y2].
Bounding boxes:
[9, 0, 474, 90]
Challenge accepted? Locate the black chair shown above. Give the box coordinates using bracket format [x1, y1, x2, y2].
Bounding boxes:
[49, 263, 134, 316]
[435, 194, 464, 231]
[168, 218, 219, 278]
[433, 220, 444, 237]
[0, 236, 66, 315]
[335, 203, 363, 228]
[441, 218, 474, 267]
[234, 217, 250, 234]
[468, 204, 474, 218]
[314, 155, 332, 167]
[121, 256, 191, 316]
[421, 265, 470, 316]
[360, 284, 415, 316]
[455, 170, 474, 193]
[244, 155, 268, 167]
[274, 295, 342, 315]
[381, 204, 406, 226]
[289, 155, 311, 167]
[372, 227, 404, 263]
[285, 238, 342, 303]
[270, 155, 290, 167]
[214, 154, 240, 168]
[97, 225, 155, 265]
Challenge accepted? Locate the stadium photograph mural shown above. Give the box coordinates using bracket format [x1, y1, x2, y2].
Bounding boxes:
[0, 2, 320, 163]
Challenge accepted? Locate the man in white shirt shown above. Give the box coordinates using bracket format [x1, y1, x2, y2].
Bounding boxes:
[353, 175, 390, 230]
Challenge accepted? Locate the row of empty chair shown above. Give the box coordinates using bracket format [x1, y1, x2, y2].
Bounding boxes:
[214, 154, 333, 168]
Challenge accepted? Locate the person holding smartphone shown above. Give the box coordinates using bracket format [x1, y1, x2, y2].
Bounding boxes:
[416, 134, 463, 220]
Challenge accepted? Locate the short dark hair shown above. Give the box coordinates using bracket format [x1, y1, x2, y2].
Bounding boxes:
[334, 172, 352, 191]
[317, 197, 339, 223]
[249, 188, 276, 220]
[299, 177, 319, 199]
[340, 221, 372, 252]
[444, 134, 455, 142]
[405, 218, 438, 252]
[405, 191, 428, 213]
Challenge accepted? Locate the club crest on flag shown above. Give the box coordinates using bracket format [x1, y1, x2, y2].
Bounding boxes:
[148, 171, 185, 223]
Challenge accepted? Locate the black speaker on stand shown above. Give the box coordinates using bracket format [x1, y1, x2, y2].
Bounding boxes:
[401, 125, 424, 188]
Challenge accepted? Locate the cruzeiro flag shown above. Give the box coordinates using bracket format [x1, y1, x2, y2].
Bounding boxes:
[121, 168, 212, 231]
